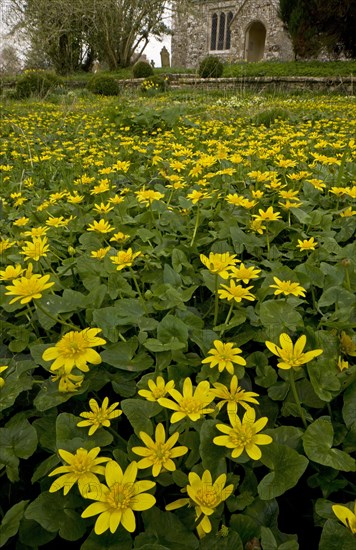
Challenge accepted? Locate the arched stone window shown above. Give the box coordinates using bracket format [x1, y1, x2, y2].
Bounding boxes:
[210, 11, 233, 51]
[210, 13, 218, 51]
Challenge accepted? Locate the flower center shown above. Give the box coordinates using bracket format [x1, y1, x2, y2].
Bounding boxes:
[195, 487, 220, 508]
[153, 443, 170, 462]
[107, 483, 134, 510]
[230, 426, 254, 446]
[72, 456, 93, 474]
[152, 387, 166, 399]
[180, 397, 203, 414]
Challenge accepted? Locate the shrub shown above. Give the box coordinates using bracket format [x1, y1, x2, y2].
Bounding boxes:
[15, 70, 61, 98]
[198, 56, 224, 79]
[87, 74, 120, 96]
[132, 61, 154, 79]
[141, 75, 169, 94]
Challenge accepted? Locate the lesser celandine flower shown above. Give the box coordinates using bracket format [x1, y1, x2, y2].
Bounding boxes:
[0, 238, 15, 254]
[48, 447, 110, 496]
[51, 369, 84, 392]
[5, 273, 54, 304]
[90, 247, 111, 260]
[165, 470, 234, 538]
[218, 280, 256, 303]
[81, 460, 156, 534]
[22, 226, 48, 238]
[253, 206, 281, 222]
[13, 217, 29, 226]
[135, 189, 164, 205]
[0, 264, 24, 281]
[332, 502, 356, 534]
[0, 365, 9, 388]
[270, 277, 306, 298]
[265, 333, 323, 370]
[87, 219, 114, 234]
[42, 328, 106, 374]
[297, 237, 317, 251]
[110, 231, 129, 243]
[202, 340, 246, 375]
[339, 331, 356, 356]
[211, 375, 260, 413]
[132, 423, 188, 477]
[77, 397, 122, 435]
[214, 408, 272, 460]
[230, 263, 261, 283]
[158, 377, 214, 423]
[337, 356, 349, 371]
[110, 248, 142, 271]
[200, 252, 239, 279]
[20, 236, 49, 261]
[138, 376, 175, 402]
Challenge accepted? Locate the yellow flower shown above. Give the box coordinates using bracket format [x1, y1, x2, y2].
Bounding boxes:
[200, 252, 239, 279]
[93, 202, 114, 215]
[51, 368, 84, 392]
[20, 236, 49, 261]
[214, 408, 272, 460]
[135, 189, 164, 205]
[337, 356, 349, 371]
[211, 375, 260, 413]
[265, 333, 323, 370]
[187, 189, 210, 204]
[218, 280, 256, 303]
[67, 192, 84, 204]
[0, 365, 9, 388]
[77, 397, 122, 435]
[297, 237, 317, 251]
[22, 226, 48, 238]
[270, 277, 306, 297]
[202, 340, 246, 375]
[81, 460, 156, 534]
[339, 331, 356, 357]
[332, 502, 356, 534]
[0, 238, 16, 254]
[138, 376, 175, 402]
[48, 447, 110, 496]
[230, 263, 261, 283]
[250, 218, 266, 234]
[132, 423, 188, 477]
[109, 231, 129, 243]
[110, 248, 141, 271]
[158, 377, 214, 423]
[165, 470, 234, 539]
[5, 273, 54, 304]
[253, 206, 281, 222]
[42, 328, 106, 374]
[340, 206, 356, 217]
[109, 194, 125, 205]
[90, 247, 111, 260]
[0, 264, 24, 281]
[87, 219, 114, 234]
[13, 217, 29, 227]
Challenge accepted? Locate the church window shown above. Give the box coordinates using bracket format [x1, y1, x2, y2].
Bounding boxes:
[210, 11, 233, 51]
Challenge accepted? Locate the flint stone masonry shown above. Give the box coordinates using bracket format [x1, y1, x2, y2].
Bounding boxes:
[171, 0, 294, 68]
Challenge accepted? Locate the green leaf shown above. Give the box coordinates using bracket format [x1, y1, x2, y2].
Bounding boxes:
[101, 340, 137, 369]
[198, 530, 243, 550]
[121, 399, 161, 436]
[302, 417, 355, 471]
[265, 426, 303, 449]
[307, 359, 340, 402]
[319, 519, 356, 550]
[34, 378, 89, 412]
[157, 314, 189, 345]
[343, 383, 356, 429]
[259, 300, 303, 332]
[260, 527, 278, 550]
[141, 507, 199, 550]
[81, 529, 133, 550]
[0, 361, 35, 412]
[199, 420, 227, 477]
[0, 500, 29, 548]
[56, 412, 113, 452]
[19, 519, 56, 547]
[24, 491, 86, 541]
[0, 413, 38, 481]
[258, 443, 308, 500]
[31, 454, 60, 483]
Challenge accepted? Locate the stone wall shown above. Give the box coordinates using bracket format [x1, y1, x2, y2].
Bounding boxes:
[171, 0, 294, 69]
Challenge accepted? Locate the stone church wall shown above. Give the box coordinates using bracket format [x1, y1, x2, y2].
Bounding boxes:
[171, 0, 294, 68]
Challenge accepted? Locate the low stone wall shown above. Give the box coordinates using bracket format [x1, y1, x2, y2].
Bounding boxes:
[119, 75, 355, 94]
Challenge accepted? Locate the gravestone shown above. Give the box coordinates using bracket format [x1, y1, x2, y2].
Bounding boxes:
[160, 46, 170, 68]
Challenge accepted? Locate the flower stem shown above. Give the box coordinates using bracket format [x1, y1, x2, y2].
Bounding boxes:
[35, 301, 79, 331]
[289, 369, 307, 428]
[190, 204, 200, 247]
[213, 274, 219, 327]
[219, 303, 234, 337]
[129, 267, 147, 312]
